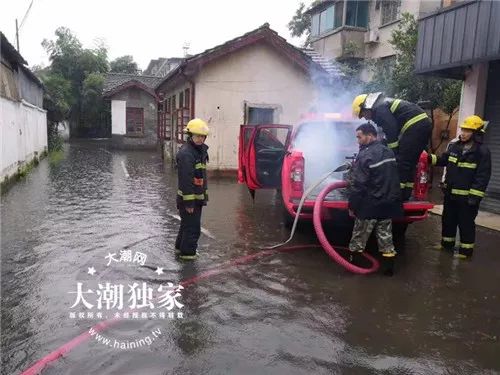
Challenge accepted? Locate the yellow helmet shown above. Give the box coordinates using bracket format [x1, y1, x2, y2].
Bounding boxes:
[185, 118, 209, 136]
[460, 115, 485, 131]
[352, 94, 368, 118]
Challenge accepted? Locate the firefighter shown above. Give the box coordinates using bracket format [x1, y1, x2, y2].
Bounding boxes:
[352, 93, 432, 201]
[348, 123, 403, 267]
[429, 115, 491, 259]
[175, 118, 209, 260]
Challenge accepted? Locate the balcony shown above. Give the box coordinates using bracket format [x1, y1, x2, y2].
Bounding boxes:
[311, 27, 366, 61]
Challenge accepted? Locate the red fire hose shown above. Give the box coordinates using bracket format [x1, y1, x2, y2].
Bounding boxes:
[313, 181, 380, 274]
[21, 183, 379, 373]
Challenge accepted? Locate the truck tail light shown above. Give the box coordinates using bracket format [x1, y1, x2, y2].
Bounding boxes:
[290, 156, 304, 196]
[413, 151, 430, 201]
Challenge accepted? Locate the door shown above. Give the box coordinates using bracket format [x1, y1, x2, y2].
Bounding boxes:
[238, 124, 293, 191]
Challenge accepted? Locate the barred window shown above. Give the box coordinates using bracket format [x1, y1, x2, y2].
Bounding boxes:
[381, 0, 400, 25]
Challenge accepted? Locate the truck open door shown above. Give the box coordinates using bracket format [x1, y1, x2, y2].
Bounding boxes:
[238, 124, 293, 196]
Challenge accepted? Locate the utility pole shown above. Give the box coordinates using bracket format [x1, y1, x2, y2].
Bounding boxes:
[15, 19, 20, 52]
[15, 0, 34, 52]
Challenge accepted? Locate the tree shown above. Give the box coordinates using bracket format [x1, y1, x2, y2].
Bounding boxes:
[36, 72, 73, 151]
[41, 27, 110, 138]
[288, 1, 321, 47]
[110, 55, 139, 74]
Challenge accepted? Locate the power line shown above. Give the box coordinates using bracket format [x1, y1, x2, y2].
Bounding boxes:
[19, 0, 34, 29]
[15, 0, 34, 51]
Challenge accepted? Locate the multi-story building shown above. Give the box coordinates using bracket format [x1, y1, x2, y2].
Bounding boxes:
[307, 0, 441, 65]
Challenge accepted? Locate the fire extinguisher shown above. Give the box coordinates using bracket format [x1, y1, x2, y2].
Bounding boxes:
[413, 151, 430, 201]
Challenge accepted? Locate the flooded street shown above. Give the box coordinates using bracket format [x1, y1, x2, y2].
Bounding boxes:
[2, 142, 499, 374]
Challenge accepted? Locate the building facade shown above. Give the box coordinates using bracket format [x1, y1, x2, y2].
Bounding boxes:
[155, 24, 341, 170]
[1, 32, 47, 182]
[415, 0, 500, 213]
[308, 0, 442, 63]
[103, 73, 161, 149]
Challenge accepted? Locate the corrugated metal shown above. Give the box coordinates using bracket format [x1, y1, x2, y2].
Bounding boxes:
[482, 61, 500, 214]
[415, 0, 500, 76]
[487, 1, 500, 55]
[451, 7, 467, 64]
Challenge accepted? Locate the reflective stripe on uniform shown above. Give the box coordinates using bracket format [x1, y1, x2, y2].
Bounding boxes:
[177, 190, 205, 200]
[451, 188, 469, 196]
[448, 156, 458, 163]
[390, 99, 401, 113]
[442, 237, 455, 243]
[195, 163, 206, 169]
[460, 243, 474, 249]
[388, 141, 399, 149]
[457, 162, 477, 169]
[431, 154, 437, 165]
[369, 158, 396, 169]
[401, 113, 429, 135]
[400, 182, 414, 188]
[470, 189, 485, 197]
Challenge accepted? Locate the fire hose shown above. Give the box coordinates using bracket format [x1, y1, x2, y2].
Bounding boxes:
[21, 165, 379, 373]
[265, 164, 379, 274]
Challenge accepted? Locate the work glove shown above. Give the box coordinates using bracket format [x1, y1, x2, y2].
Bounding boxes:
[467, 197, 480, 207]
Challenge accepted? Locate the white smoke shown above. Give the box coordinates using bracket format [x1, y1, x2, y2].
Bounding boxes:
[292, 62, 367, 194]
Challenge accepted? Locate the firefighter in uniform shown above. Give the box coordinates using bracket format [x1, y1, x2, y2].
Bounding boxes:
[175, 118, 209, 260]
[352, 93, 432, 201]
[348, 123, 403, 265]
[429, 115, 491, 259]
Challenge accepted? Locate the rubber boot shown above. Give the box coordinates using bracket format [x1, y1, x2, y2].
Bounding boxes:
[179, 253, 198, 261]
[382, 257, 395, 276]
[454, 248, 473, 259]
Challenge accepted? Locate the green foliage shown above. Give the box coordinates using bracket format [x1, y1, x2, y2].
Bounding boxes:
[366, 13, 461, 115]
[110, 55, 139, 74]
[288, 1, 321, 47]
[40, 27, 110, 138]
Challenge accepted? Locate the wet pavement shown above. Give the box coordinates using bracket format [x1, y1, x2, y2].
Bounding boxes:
[1, 142, 500, 374]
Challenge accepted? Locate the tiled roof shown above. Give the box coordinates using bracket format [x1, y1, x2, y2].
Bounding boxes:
[103, 73, 162, 94]
[156, 24, 343, 89]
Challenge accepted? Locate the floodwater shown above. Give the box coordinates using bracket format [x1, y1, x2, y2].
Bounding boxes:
[1, 142, 499, 374]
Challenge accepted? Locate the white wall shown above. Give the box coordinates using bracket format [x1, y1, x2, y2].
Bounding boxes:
[192, 43, 318, 170]
[111, 100, 126, 135]
[1, 98, 48, 180]
[458, 62, 489, 129]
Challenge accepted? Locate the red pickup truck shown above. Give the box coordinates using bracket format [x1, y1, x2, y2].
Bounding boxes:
[238, 113, 434, 236]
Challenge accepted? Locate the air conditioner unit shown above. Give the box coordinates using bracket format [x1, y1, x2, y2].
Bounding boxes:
[364, 29, 380, 44]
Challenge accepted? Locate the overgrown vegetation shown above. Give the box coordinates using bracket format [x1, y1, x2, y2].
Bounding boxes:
[34, 27, 140, 149]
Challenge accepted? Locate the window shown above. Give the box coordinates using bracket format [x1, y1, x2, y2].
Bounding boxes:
[184, 88, 190, 109]
[247, 107, 275, 125]
[166, 97, 171, 113]
[346, 0, 368, 28]
[179, 91, 184, 110]
[176, 108, 190, 143]
[381, 0, 400, 25]
[126, 107, 144, 136]
[319, 6, 334, 34]
[334, 1, 344, 28]
[311, 13, 320, 36]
